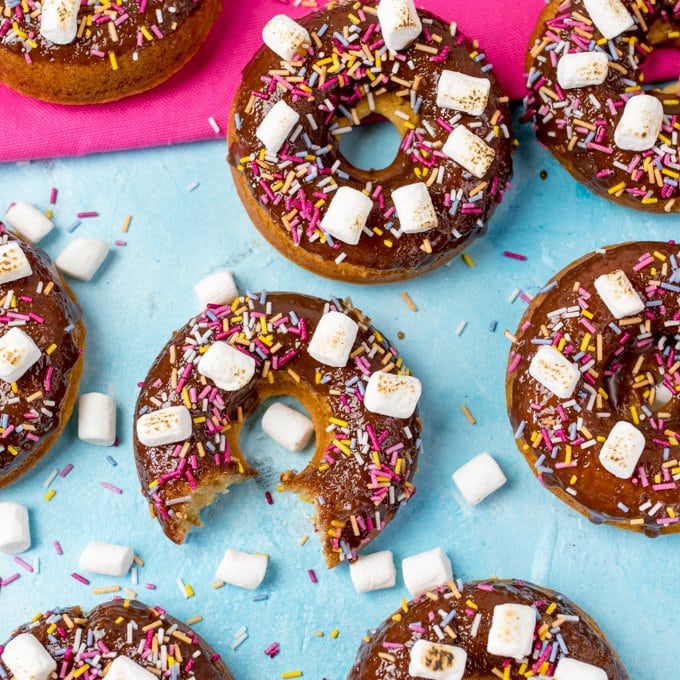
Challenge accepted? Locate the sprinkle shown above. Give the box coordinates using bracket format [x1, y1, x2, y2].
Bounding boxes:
[401, 292, 418, 311]
[503, 250, 527, 261]
[208, 117, 221, 134]
[307, 569, 318, 584]
[71, 572, 90, 585]
[100, 481, 123, 494]
[461, 404, 476, 425]
[121, 214, 132, 233]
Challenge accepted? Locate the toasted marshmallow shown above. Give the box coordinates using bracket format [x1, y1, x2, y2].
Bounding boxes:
[0, 327, 41, 384]
[557, 51, 609, 89]
[198, 341, 256, 391]
[408, 640, 467, 680]
[614, 94, 663, 152]
[452, 452, 507, 506]
[1, 633, 56, 680]
[261, 402, 314, 452]
[321, 186, 373, 245]
[487, 603, 536, 660]
[554, 657, 608, 680]
[56, 237, 109, 281]
[136, 405, 192, 447]
[443, 125, 495, 179]
[0, 242, 32, 285]
[0, 502, 30, 554]
[40, 0, 80, 44]
[583, 0, 634, 40]
[307, 311, 358, 368]
[262, 14, 310, 61]
[78, 540, 134, 577]
[594, 270, 645, 319]
[392, 182, 438, 234]
[364, 371, 421, 419]
[599, 421, 645, 479]
[256, 100, 300, 154]
[194, 270, 238, 309]
[402, 547, 453, 597]
[4, 202, 54, 243]
[377, 0, 422, 52]
[215, 548, 268, 590]
[78, 392, 116, 447]
[529, 345, 580, 399]
[349, 550, 396, 593]
[436, 70, 491, 115]
[106, 656, 156, 680]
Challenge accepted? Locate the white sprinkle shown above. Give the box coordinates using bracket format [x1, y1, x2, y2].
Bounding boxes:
[208, 117, 220, 134]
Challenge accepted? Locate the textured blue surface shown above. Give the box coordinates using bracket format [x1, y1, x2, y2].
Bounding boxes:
[0, 114, 677, 679]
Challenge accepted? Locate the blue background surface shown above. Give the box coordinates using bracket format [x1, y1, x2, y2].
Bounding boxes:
[0, 113, 677, 678]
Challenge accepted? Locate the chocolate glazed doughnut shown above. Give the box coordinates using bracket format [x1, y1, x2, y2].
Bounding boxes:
[507, 242, 680, 536]
[228, 1, 514, 283]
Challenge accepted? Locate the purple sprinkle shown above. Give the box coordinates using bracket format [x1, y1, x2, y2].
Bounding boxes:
[100, 482, 123, 494]
[71, 572, 90, 585]
[14, 556, 33, 573]
[60, 463, 74, 478]
[308, 569, 318, 584]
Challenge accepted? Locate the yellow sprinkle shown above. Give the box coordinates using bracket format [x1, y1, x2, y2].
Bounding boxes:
[122, 214, 132, 233]
[608, 182, 626, 195]
[461, 404, 476, 425]
[73, 665, 90, 678]
[281, 672, 303, 679]
[330, 629, 339, 639]
[299, 535, 309, 546]
[44, 489, 56, 502]
[93, 586, 121, 595]
[462, 253, 475, 267]
[108, 51, 118, 71]
[401, 292, 417, 312]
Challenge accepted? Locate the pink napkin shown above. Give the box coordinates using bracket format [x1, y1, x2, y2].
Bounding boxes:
[0, 0, 677, 163]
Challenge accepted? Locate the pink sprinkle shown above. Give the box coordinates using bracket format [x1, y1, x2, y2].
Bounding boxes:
[54, 541, 63, 555]
[71, 572, 90, 585]
[1, 573, 20, 587]
[60, 463, 73, 478]
[503, 250, 527, 261]
[49, 188, 58, 204]
[100, 481, 123, 494]
[114, 240, 127, 246]
[14, 556, 33, 572]
[77, 211, 99, 218]
[265, 491, 274, 505]
[307, 569, 318, 584]
[145, 583, 157, 590]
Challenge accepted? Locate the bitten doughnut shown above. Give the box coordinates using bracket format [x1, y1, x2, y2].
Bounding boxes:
[133, 291, 423, 567]
[0, 226, 85, 488]
[525, 0, 680, 213]
[0, 0, 220, 104]
[228, 0, 514, 283]
[0, 599, 233, 679]
[349, 579, 629, 679]
[507, 242, 680, 536]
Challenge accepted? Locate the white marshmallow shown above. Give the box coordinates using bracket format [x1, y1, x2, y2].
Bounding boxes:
[442, 125, 495, 179]
[392, 182, 438, 234]
[106, 655, 156, 680]
[349, 550, 396, 593]
[0, 327, 41, 384]
[262, 14, 310, 61]
[529, 345, 580, 399]
[486, 603, 536, 660]
[194, 270, 238, 310]
[4, 202, 54, 243]
[452, 452, 507, 506]
[556, 51, 609, 89]
[599, 421, 645, 479]
[583, 0, 634, 40]
[307, 311, 358, 368]
[78, 392, 116, 447]
[0, 502, 30, 554]
[55, 237, 109, 281]
[78, 540, 134, 577]
[320, 186, 373, 245]
[436, 70, 491, 115]
[614, 94, 664, 151]
[261, 402, 314, 452]
[215, 548, 268, 590]
[402, 548, 453, 597]
[1, 634, 56, 680]
[136, 405, 193, 447]
[364, 371, 422, 419]
[198, 341, 256, 391]
[408, 640, 467, 680]
[594, 270, 645, 319]
[40, 0, 80, 44]
[554, 657, 608, 680]
[377, 0, 422, 52]
[0, 242, 32, 285]
[256, 100, 300, 154]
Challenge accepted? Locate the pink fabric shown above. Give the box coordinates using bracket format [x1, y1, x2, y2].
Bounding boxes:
[0, 0, 677, 163]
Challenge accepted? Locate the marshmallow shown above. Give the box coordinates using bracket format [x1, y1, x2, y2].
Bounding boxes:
[78, 392, 116, 446]
[528, 345, 580, 399]
[392, 182, 438, 234]
[198, 341, 256, 391]
[307, 311, 358, 368]
[256, 100, 300, 154]
[106, 655, 156, 680]
[215, 548, 268, 590]
[4, 202, 54, 243]
[320, 186, 373, 246]
[408, 640, 467, 680]
[452, 452, 507, 506]
[402, 548, 453, 597]
[0, 502, 30, 554]
[614, 94, 663, 152]
[0, 327, 41, 384]
[556, 51, 609, 90]
[40, 0, 80, 44]
[1, 634, 56, 680]
[364, 371, 422, 419]
[486, 603, 536, 660]
[0, 242, 32, 285]
[194, 270, 238, 309]
[599, 421, 645, 479]
[554, 657, 608, 680]
[594, 270, 645, 319]
[261, 402, 314, 452]
[262, 14, 310, 61]
[349, 550, 396, 593]
[78, 540, 134, 577]
[55, 237, 109, 281]
[583, 0, 634, 40]
[443, 125, 495, 179]
[136, 405, 193, 447]
[377, 0, 422, 52]
[436, 70, 491, 115]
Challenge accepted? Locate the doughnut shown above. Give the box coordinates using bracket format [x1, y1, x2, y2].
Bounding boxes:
[506, 241, 680, 536]
[227, 0, 514, 283]
[0, 599, 233, 679]
[0, 0, 221, 104]
[349, 579, 629, 679]
[524, 0, 680, 214]
[0, 226, 85, 488]
[133, 291, 423, 567]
